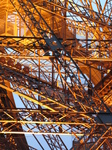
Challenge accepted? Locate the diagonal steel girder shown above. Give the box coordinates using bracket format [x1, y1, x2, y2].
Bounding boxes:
[72, 125, 112, 150]
[7, 0, 112, 149]
[29, 0, 112, 29]
[0, 63, 94, 122]
[0, 87, 29, 150]
[0, 77, 68, 149]
[0, 64, 93, 149]
[10, 0, 110, 114]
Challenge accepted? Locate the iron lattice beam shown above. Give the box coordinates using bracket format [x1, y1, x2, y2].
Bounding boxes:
[0, 0, 111, 149]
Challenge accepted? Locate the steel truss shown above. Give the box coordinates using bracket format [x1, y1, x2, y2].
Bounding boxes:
[0, 0, 111, 149]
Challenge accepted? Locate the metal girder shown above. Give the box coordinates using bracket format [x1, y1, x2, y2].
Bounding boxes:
[75, 126, 112, 150]
[0, 36, 111, 62]
[0, 0, 111, 149]
[29, 0, 112, 40]
[10, 0, 111, 115]
[0, 64, 94, 122]
[19, 95, 68, 150]
[35, 0, 112, 28]
[0, 87, 29, 150]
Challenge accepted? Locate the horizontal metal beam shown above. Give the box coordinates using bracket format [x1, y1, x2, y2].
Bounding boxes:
[0, 55, 112, 61]
[0, 131, 75, 136]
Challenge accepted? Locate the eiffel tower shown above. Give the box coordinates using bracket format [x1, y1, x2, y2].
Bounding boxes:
[0, 0, 112, 149]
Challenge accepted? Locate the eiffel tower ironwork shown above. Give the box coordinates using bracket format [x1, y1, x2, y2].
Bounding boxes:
[0, 0, 112, 149]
